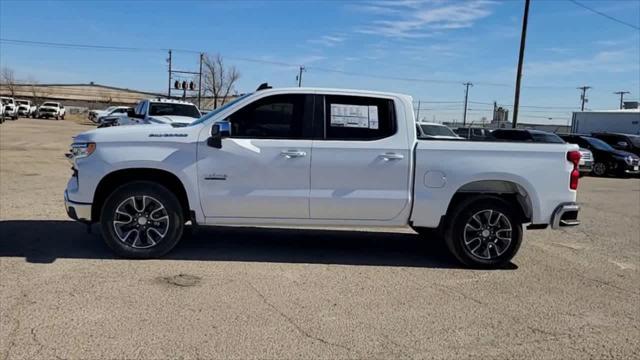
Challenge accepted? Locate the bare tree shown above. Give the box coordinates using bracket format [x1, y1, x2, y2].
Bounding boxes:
[27, 80, 51, 108]
[0, 67, 18, 97]
[202, 53, 240, 109]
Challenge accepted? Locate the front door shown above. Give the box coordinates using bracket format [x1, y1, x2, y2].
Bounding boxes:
[197, 94, 313, 219]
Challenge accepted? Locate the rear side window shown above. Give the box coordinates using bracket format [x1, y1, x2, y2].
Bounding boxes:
[323, 95, 396, 140]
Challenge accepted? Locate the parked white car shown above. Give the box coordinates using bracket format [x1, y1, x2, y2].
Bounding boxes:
[37, 102, 66, 120]
[0, 102, 5, 123]
[417, 122, 463, 140]
[1, 97, 18, 120]
[64, 87, 582, 268]
[115, 98, 201, 126]
[15, 99, 36, 118]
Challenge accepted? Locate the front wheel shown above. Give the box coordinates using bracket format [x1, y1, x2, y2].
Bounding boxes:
[444, 195, 522, 268]
[100, 181, 184, 258]
[592, 162, 608, 177]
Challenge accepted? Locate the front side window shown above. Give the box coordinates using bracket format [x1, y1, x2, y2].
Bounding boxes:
[226, 94, 308, 139]
[324, 95, 395, 140]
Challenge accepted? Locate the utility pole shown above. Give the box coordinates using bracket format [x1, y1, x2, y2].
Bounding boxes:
[297, 66, 306, 87]
[415, 100, 421, 122]
[614, 91, 630, 109]
[578, 86, 591, 111]
[511, 0, 530, 129]
[167, 50, 172, 98]
[198, 52, 203, 109]
[462, 82, 473, 126]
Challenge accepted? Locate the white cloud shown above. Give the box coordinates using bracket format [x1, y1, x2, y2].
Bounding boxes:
[525, 50, 639, 77]
[353, 0, 496, 39]
[308, 35, 346, 47]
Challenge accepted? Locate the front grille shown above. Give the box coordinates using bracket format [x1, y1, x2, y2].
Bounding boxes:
[580, 152, 592, 161]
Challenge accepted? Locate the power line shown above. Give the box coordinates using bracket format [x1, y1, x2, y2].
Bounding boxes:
[0, 37, 578, 89]
[568, 0, 640, 31]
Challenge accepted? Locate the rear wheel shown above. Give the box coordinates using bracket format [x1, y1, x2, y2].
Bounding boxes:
[444, 195, 522, 268]
[100, 181, 184, 258]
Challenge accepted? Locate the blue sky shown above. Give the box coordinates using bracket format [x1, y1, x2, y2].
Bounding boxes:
[1, 0, 639, 125]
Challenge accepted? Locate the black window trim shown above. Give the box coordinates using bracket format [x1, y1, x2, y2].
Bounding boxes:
[318, 94, 398, 141]
[224, 93, 314, 140]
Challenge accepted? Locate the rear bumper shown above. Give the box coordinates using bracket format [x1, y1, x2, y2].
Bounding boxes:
[64, 191, 92, 223]
[551, 202, 580, 229]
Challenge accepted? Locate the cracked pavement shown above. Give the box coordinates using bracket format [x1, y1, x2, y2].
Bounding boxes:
[1, 119, 639, 359]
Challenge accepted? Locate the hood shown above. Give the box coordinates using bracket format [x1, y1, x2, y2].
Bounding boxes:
[73, 123, 200, 143]
[612, 149, 639, 158]
[148, 115, 198, 124]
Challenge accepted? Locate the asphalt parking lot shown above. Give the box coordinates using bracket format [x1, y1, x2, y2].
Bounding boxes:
[1, 118, 639, 359]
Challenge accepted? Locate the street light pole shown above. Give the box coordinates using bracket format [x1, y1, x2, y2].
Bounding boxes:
[614, 91, 630, 109]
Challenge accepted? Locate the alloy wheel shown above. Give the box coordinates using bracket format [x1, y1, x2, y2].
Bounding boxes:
[463, 209, 513, 260]
[113, 196, 169, 249]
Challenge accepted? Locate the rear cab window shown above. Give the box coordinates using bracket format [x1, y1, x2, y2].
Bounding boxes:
[322, 95, 396, 140]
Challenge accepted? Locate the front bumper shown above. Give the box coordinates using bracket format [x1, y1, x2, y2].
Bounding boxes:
[64, 190, 92, 222]
[579, 160, 593, 173]
[551, 202, 580, 229]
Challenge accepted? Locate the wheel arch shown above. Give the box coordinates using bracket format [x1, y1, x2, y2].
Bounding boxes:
[92, 168, 191, 222]
[445, 180, 534, 224]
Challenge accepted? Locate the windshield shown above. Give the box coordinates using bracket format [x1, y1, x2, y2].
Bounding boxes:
[628, 135, 640, 147]
[103, 106, 116, 113]
[42, 102, 58, 107]
[149, 103, 201, 118]
[420, 124, 456, 137]
[584, 137, 615, 151]
[16, 101, 28, 105]
[190, 93, 252, 126]
[1, 98, 13, 104]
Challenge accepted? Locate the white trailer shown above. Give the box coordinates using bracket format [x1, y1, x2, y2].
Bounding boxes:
[571, 110, 640, 135]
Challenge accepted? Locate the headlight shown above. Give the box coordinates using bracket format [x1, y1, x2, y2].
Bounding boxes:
[70, 142, 96, 159]
[624, 156, 633, 165]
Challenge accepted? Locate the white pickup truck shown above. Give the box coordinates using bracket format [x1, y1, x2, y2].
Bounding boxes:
[37, 102, 66, 120]
[114, 98, 201, 127]
[64, 87, 582, 268]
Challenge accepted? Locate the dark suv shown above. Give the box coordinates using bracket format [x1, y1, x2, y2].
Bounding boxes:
[559, 134, 640, 177]
[491, 129, 565, 143]
[591, 133, 640, 157]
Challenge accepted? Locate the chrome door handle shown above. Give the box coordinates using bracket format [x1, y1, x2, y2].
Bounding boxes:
[379, 152, 404, 161]
[280, 150, 307, 158]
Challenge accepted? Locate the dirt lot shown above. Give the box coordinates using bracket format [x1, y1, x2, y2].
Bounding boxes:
[1, 118, 639, 359]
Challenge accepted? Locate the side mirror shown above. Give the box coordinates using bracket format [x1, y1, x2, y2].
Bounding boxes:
[616, 141, 629, 149]
[207, 120, 231, 149]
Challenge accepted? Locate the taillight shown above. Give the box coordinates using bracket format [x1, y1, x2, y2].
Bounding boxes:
[567, 150, 581, 190]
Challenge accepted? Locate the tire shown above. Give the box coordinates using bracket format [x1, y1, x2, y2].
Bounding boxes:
[55, 115, 59, 120]
[444, 195, 523, 269]
[592, 162, 607, 177]
[61, 115, 65, 120]
[100, 181, 184, 258]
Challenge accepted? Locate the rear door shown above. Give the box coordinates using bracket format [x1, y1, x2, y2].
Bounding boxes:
[309, 94, 411, 220]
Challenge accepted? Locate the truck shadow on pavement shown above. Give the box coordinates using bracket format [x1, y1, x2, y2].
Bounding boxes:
[0, 220, 517, 270]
